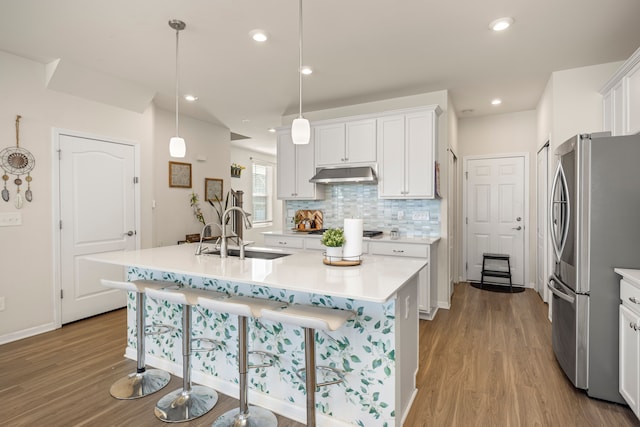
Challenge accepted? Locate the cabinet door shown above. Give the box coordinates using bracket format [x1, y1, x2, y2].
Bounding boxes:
[405, 110, 435, 198]
[377, 115, 406, 197]
[295, 138, 318, 199]
[277, 131, 298, 199]
[620, 304, 640, 417]
[346, 119, 376, 164]
[417, 264, 430, 313]
[315, 123, 345, 166]
[627, 61, 640, 135]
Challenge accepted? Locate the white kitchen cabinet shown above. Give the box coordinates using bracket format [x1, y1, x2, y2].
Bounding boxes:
[276, 130, 323, 200]
[370, 240, 437, 320]
[620, 303, 640, 418]
[601, 46, 640, 136]
[314, 118, 376, 166]
[377, 106, 441, 199]
[615, 270, 640, 422]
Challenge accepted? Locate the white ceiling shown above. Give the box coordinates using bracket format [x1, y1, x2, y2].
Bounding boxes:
[2, 0, 640, 155]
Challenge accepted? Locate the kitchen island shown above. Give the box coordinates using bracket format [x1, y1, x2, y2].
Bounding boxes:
[87, 243, 426, 427]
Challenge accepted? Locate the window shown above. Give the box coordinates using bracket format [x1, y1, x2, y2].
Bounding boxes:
[252, 161, 273, 225]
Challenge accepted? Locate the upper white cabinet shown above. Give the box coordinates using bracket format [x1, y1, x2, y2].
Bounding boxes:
[276, 130, 324, 200]
[315, 118, 377, 166]
[377, 106, 441, 199]
[601, 46, 640, 136]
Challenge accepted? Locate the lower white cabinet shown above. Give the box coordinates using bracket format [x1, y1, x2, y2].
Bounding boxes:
[263, 234, 305, 249]
[620, 303, 640, 417]
[370, 241, 437, 320]
[618, 275, 640, 419]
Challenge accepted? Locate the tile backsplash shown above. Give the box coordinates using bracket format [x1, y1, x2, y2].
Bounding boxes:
[285, 184, 440, 238]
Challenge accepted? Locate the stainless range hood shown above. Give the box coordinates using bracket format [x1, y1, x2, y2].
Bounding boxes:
[309, 166, 377, 184]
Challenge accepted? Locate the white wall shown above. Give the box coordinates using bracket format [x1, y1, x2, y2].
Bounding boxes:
[0, 51, 155, 341]
[458, 110, 538, 286]
[0, 50, 234, 343]
[152, 107, 231, 247]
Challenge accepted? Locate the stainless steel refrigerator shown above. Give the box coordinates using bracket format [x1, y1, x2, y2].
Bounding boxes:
[548, 132, 640, 404]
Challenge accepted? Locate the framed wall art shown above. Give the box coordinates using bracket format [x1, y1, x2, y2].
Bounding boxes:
[205, 178, 223, 202]
[169, 161, 192, 188]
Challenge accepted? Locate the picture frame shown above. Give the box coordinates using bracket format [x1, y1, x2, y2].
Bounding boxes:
[205, 178, 223, 202]
[168, 161, 192, 188]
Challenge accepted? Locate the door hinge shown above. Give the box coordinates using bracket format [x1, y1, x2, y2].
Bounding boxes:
[465, 262, 468, 271]
[57, 149, 61, 160]
[133, 177, 139, 184]
[59, 220, 62, 230]
[465, 171, 468, 180]
[60, 289, 64, 299]
[465, 217, 468, 225]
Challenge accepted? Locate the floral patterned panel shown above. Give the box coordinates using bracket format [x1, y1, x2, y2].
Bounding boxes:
[127, 267, 399, 427]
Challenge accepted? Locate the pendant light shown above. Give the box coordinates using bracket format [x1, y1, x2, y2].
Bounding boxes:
[291, 0, 310, 144]
[169, 19, 187, 158]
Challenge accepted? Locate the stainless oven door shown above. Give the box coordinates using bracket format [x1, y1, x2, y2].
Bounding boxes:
[548, 274, 588, 389]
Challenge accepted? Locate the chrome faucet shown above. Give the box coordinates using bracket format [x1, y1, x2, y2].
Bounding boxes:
[220, 207, 252, 259]
[195, 222, 224, 255]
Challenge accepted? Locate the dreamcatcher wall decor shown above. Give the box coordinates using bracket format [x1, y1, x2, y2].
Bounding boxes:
[1, 115, 35, 209]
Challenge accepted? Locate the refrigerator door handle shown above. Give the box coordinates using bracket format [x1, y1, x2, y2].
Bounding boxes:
[548, 275, 575, 304]
[549, 161, 571, 261]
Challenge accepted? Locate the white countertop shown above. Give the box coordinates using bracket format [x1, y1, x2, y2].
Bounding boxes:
[264, 230, 440, 245]
[615, 268, 640, 285]
[86, 243, 427, 303]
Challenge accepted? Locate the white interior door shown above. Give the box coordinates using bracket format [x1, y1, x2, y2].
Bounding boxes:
[465, 155, 526, 285]
[58, 133, 137, 324]
[536, 144, 549, 301]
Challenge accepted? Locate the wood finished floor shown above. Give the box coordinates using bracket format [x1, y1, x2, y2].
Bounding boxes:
[1, 282, 638, 426]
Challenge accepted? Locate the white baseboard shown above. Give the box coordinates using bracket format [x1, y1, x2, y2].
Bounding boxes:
[0, 322, 57, 345]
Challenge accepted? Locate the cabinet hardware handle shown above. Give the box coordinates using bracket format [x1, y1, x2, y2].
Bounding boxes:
[393, 249, 404, 253]
[279, 241, 287, 245]
[629, 297, 640, 304]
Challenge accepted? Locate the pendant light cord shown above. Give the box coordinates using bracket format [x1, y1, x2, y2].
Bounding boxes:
[298, 0, 303, 119]
[175, 26, 180, 136]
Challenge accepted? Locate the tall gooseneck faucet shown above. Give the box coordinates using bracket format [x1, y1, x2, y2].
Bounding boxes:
[220, 207, 252, 259]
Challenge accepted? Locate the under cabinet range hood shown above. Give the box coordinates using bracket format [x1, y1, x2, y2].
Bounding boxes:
[309, 166, 378, 184]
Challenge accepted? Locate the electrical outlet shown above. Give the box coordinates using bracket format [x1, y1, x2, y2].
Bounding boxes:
[397, 210, 404, 220]
[412, 211, 430, 221]
[287, 209, 295, 217]
[0, 212, 22, 226]
[0, 297, 5, 311]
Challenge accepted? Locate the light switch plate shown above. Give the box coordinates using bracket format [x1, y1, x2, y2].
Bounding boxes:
[0, 212, 22, 226]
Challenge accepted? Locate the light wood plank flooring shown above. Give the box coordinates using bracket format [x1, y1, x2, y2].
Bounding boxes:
[1, 283, 638, 426]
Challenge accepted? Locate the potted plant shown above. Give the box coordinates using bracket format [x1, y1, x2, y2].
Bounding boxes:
[321, 228, 345, 259]
[208, 191, 231, 234]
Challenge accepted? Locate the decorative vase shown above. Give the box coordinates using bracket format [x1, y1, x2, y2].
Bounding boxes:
[325, 246, 343, 260]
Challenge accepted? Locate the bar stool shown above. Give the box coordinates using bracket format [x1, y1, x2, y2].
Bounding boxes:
[145, 285, 225, 423]
[197, 294, 286, 427]
[100, 279, 172, 399]
[260, 305, 355, 427]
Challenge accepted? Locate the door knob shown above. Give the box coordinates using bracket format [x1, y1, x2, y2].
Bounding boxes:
[125, 230, 135, 236]
[512, 226, 522, 231]
[516, 217, 522, 221]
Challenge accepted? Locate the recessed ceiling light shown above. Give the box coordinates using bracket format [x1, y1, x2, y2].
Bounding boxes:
[300, 66, 313, 75]
[249, 29, 268, 42]
[268, 128, 276, 133]
[491, 98, 502, 106]
[489, 17, 514, 32]
[184, 94, 198, 102]
[242, 119, 251, 123]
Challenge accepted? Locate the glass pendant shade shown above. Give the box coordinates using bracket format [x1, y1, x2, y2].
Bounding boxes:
[292, 117, 310, 145]
[169, 136, 186, 157]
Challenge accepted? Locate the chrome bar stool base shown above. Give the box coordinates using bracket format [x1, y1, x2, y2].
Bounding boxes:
[110, 369, 171, 400]
[212, 406, 277, 427]
[154, 385, 219, 423]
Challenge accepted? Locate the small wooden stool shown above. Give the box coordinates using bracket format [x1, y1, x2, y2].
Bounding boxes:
[480, 253, 513, 292]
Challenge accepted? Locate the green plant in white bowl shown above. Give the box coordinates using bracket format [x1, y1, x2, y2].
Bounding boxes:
[321, 228, 345, 259]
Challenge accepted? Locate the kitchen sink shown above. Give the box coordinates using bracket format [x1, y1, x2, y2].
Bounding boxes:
[201, 248, 291, 259]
